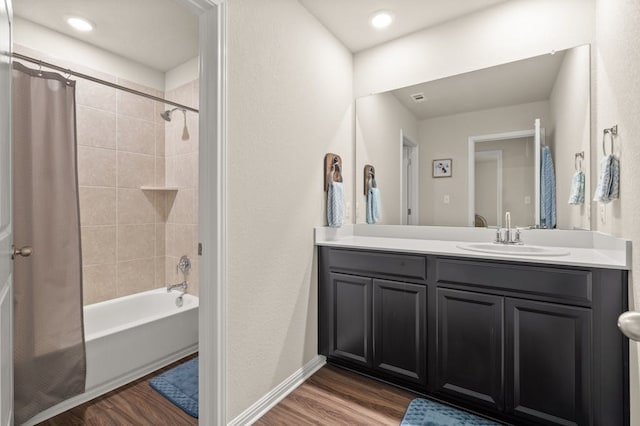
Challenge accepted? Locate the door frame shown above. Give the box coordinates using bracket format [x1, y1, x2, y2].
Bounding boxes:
[401, 130, 419, 225]
[176, 0, 228, 424]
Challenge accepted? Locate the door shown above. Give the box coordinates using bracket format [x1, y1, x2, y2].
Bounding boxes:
[506, 298, 592, 425]
[402, 134, 418, 225]
[373, 279, 426, 385]
[328, 273, 372, 367]
[0, 1, 12, 424]
[436, 288, 504, 411]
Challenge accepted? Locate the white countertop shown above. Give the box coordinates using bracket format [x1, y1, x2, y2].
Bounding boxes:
[315, 225, 631, 270]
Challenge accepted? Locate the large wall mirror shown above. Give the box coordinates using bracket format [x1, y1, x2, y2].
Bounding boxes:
[355, 44, 591, 230]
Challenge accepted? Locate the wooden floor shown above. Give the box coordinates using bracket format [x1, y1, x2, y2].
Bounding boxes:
[39, 354, 198, 426]
[256, 365, 418, 425]
[39, 360, 416, 425]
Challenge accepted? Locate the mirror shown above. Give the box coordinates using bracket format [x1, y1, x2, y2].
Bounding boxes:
[355, 45, 591, 230]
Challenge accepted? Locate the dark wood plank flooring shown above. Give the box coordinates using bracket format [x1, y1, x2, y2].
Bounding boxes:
[255, 365, 418, 425]
[38, 354, 198, 426]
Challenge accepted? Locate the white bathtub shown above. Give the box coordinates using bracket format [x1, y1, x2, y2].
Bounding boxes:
[25, 288, 199, 425]
[84, 288, 199, 389]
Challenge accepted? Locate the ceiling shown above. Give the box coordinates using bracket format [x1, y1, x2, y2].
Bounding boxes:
[391, 51, 566, 120]
[298, 0, 509, 52]
[13, 0, 198, 72]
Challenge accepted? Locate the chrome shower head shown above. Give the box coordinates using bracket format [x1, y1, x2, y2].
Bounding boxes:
[160, 107, 179, 122]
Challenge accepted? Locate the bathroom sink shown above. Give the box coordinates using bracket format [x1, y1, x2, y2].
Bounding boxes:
[457, 243, 570, 256]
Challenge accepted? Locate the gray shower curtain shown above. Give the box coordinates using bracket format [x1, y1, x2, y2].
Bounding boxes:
[12, 62, 85, 424]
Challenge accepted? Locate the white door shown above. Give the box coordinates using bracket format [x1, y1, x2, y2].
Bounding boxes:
[534, 118, 541, 227]
[0, 1, 13, 425]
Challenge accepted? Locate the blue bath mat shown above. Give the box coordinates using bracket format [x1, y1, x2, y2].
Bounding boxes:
[400, 398, 500, 426]
[150, 358, 198, 418]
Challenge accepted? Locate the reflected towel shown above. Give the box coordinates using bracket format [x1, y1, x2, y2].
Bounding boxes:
[593, 154, 620, 203]
[366, 187, 382, 224]
[540, 146, 557, 228]
[327, 181, 344, 228]
[568, 170, 585, 205]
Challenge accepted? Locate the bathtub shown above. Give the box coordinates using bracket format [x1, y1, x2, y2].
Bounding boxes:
[25, 288, 198, 425]
[84, 288, 199, 389]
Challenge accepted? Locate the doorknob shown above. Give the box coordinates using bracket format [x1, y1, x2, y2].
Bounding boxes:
[618, 311, 640, 341]
[12, 245, 33, 259]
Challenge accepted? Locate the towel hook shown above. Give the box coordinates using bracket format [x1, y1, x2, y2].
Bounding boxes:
[574, 152, 584, 171]
[603, 125, 618, 156]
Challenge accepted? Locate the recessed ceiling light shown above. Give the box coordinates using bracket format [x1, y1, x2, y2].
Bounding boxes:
[66, 16, 94, 32]
[370, 11, 394, 29]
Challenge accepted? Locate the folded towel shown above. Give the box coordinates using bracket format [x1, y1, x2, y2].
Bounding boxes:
[593, 154, 620, 203]
[568, 170, 585, 205]
[327, 181, 344, 228]
[540, 146, 557, 228]
[366, 187, 382, 224]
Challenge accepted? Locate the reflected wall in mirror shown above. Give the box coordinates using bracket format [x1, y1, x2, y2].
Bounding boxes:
[355, 44, 591, 230]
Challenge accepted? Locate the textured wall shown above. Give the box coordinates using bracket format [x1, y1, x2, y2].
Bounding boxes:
[594, 0, 640, 423]
[226, 0, 353, 420]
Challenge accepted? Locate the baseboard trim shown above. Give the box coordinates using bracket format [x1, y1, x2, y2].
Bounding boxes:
[21, 345, 198, 426]
[228, 355, 326, 426]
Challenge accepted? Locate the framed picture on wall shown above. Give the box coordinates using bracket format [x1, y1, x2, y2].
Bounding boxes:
[432, 159, 452, 178]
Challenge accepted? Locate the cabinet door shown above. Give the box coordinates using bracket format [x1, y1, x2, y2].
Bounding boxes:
[436, 288, 504, 411]
[506, 299, 592, 425]
[328, 273, 372, 367]
[373, 279, 427, 385]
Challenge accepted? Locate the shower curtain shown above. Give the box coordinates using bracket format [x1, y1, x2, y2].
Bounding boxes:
[12, 62, 85, 424]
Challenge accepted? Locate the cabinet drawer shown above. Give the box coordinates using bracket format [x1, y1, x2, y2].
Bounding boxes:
[326, 248, 427, 281]
[435, 258, 592, 306]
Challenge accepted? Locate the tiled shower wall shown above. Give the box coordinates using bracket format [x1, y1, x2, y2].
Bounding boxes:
[14, 46, 199, 305]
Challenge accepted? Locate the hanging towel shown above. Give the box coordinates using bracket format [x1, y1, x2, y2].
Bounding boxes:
[593, 154, 620, 203]
[366, 187, 382, 224]
[327, 181, 344, 227]
[540, 146, 557, 228]
[568, 170, 585, 205]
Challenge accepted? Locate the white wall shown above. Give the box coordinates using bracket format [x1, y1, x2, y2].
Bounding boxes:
[418, 101, 549, 226]
[549, 45, 591, 230]
[355, 92, 418, 224]
[353, 0, 594, 98]
[13, 17, 165, 91]
[226, 0, 353, 420]
[594, 1, 640, 424]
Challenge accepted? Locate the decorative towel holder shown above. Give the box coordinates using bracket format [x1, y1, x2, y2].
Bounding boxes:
[364, 165, 377, 195]
[324, 153, 343, 192]
[603, 125, 618, 155]
[574, 152, 584, 171]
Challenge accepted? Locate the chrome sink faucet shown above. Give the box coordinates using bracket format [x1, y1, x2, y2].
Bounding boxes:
[495, 211, 523, 245]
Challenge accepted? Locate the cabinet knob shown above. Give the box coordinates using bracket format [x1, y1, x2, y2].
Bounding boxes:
[12, 245, 33, 259]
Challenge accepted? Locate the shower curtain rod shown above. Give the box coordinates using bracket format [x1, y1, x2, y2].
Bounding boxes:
[12, 52, 199, 114]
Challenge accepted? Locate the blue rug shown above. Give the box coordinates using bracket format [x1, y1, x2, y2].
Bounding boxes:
[150, 358, 198, 418]
[401, 398, 500, 426]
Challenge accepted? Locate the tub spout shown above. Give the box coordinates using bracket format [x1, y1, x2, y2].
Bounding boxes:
[167, 281, 188, 293]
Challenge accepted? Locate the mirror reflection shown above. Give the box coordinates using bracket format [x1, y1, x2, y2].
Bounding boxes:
[355, 44, 591, 230]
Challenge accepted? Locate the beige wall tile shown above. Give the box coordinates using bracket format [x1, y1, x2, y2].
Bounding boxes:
[156, 224, 166, 257]
[82, 264, 117, 305]
[117, 90, 155, 122]
[155, 123, 166, 156]
[117, 224, 156, 262]
[117, 189, 157, 224]
[117, 115, 155, 155]
[117, 152, 155, 188]
[168, 153, 198, 188]
[79, 187, 116, 226]
[76, 106, 116, 149]
[78, 146, 116, 187]
[167, 189, 196, 224]
[165, 255, 180, 286]
[166, 223, 197, 258]
[154, 192, 169, 222]
[155, 256, 167, 288]
[155, 157, 166, 186]
[81, 225, 116, 265]
[76, 79, 116, 112]
[117, 258, 156, 297]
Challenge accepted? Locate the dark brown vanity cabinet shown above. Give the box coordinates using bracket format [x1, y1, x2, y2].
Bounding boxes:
[318, 247, 629, 426]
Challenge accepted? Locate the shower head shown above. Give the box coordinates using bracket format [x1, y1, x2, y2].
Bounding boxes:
[160, 107, 179, 122]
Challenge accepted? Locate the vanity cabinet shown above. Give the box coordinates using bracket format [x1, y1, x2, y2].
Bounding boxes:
[318, 247, 629, 426]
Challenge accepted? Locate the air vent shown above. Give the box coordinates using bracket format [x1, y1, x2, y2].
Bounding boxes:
[410, 92, 426, 103]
